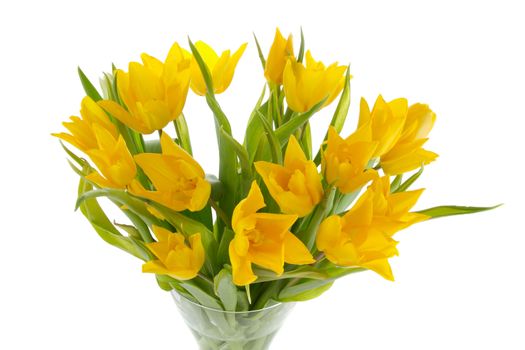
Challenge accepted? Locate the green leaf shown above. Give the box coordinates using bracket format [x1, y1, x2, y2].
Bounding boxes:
[59, 141, 85, 167]
[297, 27, 305, 63]
[207, 174, 224, 202]
[217, 227, 234, 267]
[173, 114, 193, 155]
[299, 121, 312, 160]
[314, 67, 351, 165]
[188, 38, 214, 95]
[236, 290, 250, 311]
[78, 67, 102, 102]
[256, 110, 283, 164]
[394, 166, 424, 193]
[252, 266, 329, 283]
[219, 127, 253, 194]
[277, 266, 364, 302]
[253, 32, 266, 69]
[214, 268, 238, 312]
[417, 204, 502, 219]
[334, 190, 361, 214]
[76, 175, 149, 260]
[114, 222, 142, 240]
[278, 280, 334, 302]
[244, 90, 268, 162]
[181, 282, 223, 310]
[275, 98, 325, 145]
[144, 139, 161, 153]
[390, 174, 403, 193]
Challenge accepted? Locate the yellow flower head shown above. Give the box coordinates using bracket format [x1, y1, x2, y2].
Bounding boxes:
[316, 176, 428, 280]
[142, 225, 204, 280]
[264, 28, 294, 85]
[255, 135, 323, 217]
[283, 51, 346, 112]
[190, 41, 247, 96]
[98, 42, 192, 134]
[229, 182, 314, 286]
[53, 96, 117, 153]
[358, 95, 408, 157]
[322, 126, 378, 194]
[381, 103, 438, 175]
[84, 124, 137, 189]
[130, 132, 210, 212]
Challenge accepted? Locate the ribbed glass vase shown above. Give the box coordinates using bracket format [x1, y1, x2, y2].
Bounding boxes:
[171, 291, 295, 350]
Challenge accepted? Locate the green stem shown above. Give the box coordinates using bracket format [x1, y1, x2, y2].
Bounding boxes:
[253, 280, 282, 310]
[209, 198, 230, 228]
[299, 186, 336, 250]
[173, 114, 193, 155]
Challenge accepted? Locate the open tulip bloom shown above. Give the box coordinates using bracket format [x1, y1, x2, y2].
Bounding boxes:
[54, 29, 498, 312]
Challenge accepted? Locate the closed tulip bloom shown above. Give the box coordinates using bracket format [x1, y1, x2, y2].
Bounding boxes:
[264, 28, 294, 85]
[283, 51, 346, 112]
[130, 132, 210, 212]
[98, 42, 192, 134]
[53, 96, 117, 153]
[322, 126, 378, 194]
[381, 103, 438, 175]
[229, 182, 314, 286]
[190, 41, 247, 95]
[255, 135, 322, 217]
[85, 124, 137, 189]
[142, 226, 205, 280]
[316, 176, 428, 280]
[358, 96, 407, 157]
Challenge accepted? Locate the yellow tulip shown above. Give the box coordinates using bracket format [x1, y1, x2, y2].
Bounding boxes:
[358, 95, 407, 157]
[283, 51, 346, 112]
[322, 126, 378, 194]
[84, 124, 137, 189]
[254, 135, 322, 217]
[130, 132, 210, 212]
[53, 96, 117, 153]
[229, 182, 315, 286]
[190, 41, 247, 96]
[381, 103, 438, 175]
[98, 42, 192, 134]
[316, 176, 428, 280]
[264, 28, 294, 85]
[142, 225, 204, 280]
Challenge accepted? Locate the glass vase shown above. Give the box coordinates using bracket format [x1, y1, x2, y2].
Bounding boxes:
[171, 291, 295, 350]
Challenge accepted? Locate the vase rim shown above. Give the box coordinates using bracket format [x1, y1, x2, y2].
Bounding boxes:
[171, 290, 293, 315]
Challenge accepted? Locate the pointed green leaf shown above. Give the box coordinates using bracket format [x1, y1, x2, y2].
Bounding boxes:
[253, 32, 266, 69]
[314, 67, 351, 165]
[214, 268, 238, 312]
[278, 280, 334, 302]
[417, 204, 502, 219]
[188, 38, 214, 95]
[78, 67, 102, 101]
[390, 174, 403, 193]
[114, 222, 142, 240]
[181, 282, 223, 310]
[297, 27, 305, 63]
[252, 266, 329, 283]
[394, 166, 424, 193]
[275, 98, 325, 145]
[256, 110, 283, 164]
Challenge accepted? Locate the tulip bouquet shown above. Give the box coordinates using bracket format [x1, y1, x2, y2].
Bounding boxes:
[54, 28, 497, 348]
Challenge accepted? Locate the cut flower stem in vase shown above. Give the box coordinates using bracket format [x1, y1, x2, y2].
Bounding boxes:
[172, 291, 294, 350]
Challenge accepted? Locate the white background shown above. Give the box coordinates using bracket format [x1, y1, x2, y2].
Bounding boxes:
[1, 0, 524, 349]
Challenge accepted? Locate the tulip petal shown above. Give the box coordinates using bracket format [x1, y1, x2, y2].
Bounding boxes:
[283, 231, 314, 264]
[229, 242, 257, 286]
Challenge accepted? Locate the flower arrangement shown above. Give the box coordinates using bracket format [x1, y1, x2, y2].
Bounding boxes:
[54, 28, 497, 345]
